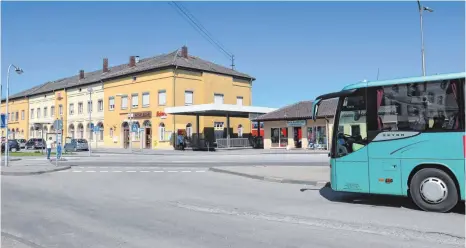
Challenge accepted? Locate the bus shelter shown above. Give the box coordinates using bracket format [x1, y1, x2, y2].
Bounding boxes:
[164, 103, 276, 150]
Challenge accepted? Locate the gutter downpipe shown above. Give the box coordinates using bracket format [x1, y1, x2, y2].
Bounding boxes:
[172, 49, 180, 149]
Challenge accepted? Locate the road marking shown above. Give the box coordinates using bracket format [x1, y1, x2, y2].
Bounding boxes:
[85, 171, 96, 172]
[195, 170, 206, 172]
[167, 171, 178, 173]
[153, 171, 163, 173]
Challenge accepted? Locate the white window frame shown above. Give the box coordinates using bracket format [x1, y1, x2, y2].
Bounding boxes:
[131, 93, 139, 108]
[69, 103, 74, 115]
[142, 92, 150, 108]
[44, 107, 48, 117]
[78, 102, 83, 114]
[87, 100, 93, 113]
[185, 91, 193, 105]
[237, 96, 243, 106]
[158, 90, 166, 106]
[51, 106, 55, 117]
[121, 95, 128, 110]
[214, 93, 224, 104]
[31, 109, 34, 119]
[159, 124, 166, 141]
[59, 105, 63, 116]
[109, 97, 115, 111]
[37, 108, 40, 118]
[98, 99, 103, 112]
[21, 110, 24, 120]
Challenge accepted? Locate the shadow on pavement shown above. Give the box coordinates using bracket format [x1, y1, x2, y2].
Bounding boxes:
[312, 183, 465, 215]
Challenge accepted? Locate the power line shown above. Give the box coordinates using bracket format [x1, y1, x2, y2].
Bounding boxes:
[169, 2, 235, 69]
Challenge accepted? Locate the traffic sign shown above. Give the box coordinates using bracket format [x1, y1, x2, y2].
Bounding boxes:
[93, 126, 101, 133]
[131, 124, 138, 133]
[0, 114, 5, 128]
[53, 119, 63, 130]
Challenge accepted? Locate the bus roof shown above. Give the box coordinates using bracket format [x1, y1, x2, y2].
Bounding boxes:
[342, 72, 466, 91]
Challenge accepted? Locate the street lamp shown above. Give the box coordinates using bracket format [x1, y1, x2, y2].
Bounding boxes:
[116, 94, 132, 152]
[417, 0, 434, 77]
[3, 64, 23, 167]
[87, 87, 93, 156]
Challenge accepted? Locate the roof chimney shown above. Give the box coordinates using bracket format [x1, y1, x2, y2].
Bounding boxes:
[79, 70, 84, 80]
[103, 58, 109, 73]
[129, 56, 136, 67]
[181, 46, 188, 58]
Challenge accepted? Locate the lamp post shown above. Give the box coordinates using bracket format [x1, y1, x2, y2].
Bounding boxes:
[417, 0, 434, 76]
[116, 94, 132, 152]
[4, 64, 23, 167]
[87, 87, 93, 156]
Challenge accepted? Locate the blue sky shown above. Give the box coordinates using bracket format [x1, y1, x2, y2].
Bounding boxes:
[2, 1, 464, 108]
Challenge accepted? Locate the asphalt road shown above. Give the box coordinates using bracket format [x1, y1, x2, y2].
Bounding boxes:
[2, 163, 464, 248]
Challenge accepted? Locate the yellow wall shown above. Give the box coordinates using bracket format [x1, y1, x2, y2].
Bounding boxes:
[103, 68, 253, 149]
[54, 90, 67, 144]
[1, 98, 29, 139]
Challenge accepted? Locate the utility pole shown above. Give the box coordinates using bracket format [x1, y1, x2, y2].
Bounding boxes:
[4, 64, 23, 166]
[417, 0, 433, 76]
[87, 87, 93, 156]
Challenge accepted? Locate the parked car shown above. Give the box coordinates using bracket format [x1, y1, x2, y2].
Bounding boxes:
[64, 139, 89, 152]
[16, 139, 27, 149]
[1, 140, 21, 152]
[25, 138, 46, 149]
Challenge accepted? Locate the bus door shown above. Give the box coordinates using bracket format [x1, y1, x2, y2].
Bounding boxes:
[333, 89, 370, 193]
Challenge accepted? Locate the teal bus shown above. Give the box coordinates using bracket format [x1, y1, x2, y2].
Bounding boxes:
[312, 72, 465, 212]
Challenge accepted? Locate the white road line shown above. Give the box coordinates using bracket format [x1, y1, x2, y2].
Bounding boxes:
[167, 171, 178, 173]
[153, 171, 163, 173]
[195, 170, 206, 173]
[85, 171, 96, 172]
[140, 171, 150, 173]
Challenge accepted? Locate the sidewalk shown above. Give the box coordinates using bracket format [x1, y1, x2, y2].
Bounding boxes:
[1, 159, 71, 176]
[92, 147, 328, 156]
[209, 166, 329, 186]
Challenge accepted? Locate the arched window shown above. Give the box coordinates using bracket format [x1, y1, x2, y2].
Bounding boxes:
[158, 123, 165, 141]
[97, 122, 104, 141]
[186, 123, 192, 137]
[30, 127, 34, 138]
[87, 123, 93, 141]
[109, 128, 114, 138]
[69, 124, 75, 138]
[238, 124, 243, 138]
[78, 123, 84, 139]
[132, 122, 140, 141]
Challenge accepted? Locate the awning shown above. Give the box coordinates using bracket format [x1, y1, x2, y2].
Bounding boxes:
[165, 103, 277, 118]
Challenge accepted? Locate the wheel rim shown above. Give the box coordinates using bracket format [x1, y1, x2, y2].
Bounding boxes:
[11, 148, 16, 152]
[420, 177, 448, 204]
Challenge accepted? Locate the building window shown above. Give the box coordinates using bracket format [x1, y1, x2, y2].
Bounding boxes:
[109, 128, 114, 138]
[158, 90, 166, 106]
[237, 96, 243, 106]
[30, 109, 34, 119]
[142, 92, 150, 107]
[21, 110, 24, 120]
[214, 93, 224, 104]
[351, 125, 361, 136]
[185, 91, 193, 105]
[238, 124, 243, 137]
[109, 97, 115, 111]
[15, 112, 19, 121]
[44, 107, 48, 117]
[271, 128, 288, 148]
[37, 108, 40, 118]
[131, 94, 139, 108]
[78, 102, 83, 114]
[69, 103, 74, 115]
[98, 99, 103, 112]
[186, 123, 192, 137]
[121, 95, 128, 109]
[159, 123, 166, 141]
[51, 106, 55, 117]
[87, 100, 93, 113]
[59, 105, 63, 116]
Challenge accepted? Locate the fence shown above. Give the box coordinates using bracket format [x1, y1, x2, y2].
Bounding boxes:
[216, 138, 250, 148]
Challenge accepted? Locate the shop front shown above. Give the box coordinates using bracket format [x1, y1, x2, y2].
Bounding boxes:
[254, 99, 338, 150]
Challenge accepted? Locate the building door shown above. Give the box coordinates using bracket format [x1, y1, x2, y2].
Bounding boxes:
[122, 122, 130, 149]
[145, 128, 151, 149]
[293, 127, 302, 148]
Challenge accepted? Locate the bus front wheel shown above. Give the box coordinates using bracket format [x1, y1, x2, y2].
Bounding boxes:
[410, 168, 458, 213]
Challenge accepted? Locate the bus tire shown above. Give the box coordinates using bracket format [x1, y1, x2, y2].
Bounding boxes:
[410, 168, 458, 213]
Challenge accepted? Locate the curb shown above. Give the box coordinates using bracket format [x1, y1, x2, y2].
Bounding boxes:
[209, 167, 328, 187]
[1, 165, 72, 176]
[0, 158, 22, 162]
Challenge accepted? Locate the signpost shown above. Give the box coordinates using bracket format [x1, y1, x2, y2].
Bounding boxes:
[0, 114, 5, 128]
[93, 125, 100, 149]
[53, 119, 63, 167]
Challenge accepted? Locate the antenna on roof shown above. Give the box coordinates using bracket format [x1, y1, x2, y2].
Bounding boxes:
[377, 68, 380, 80]
[231, 55, 235, 70]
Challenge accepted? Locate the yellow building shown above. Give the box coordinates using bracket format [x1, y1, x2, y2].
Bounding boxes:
[0, 97, 29, 140]
[2, 46, 262, 150]
[103, 46, 256, 149]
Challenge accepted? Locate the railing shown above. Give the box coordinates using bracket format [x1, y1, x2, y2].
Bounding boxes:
[216, 138, 250, 148]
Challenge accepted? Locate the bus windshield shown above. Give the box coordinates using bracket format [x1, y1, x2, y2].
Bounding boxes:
[335, 89, 368, 157]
